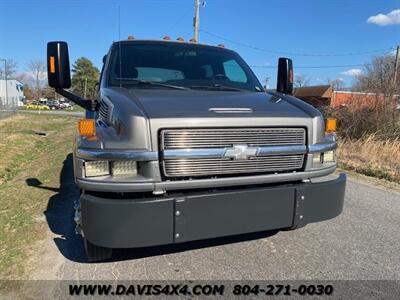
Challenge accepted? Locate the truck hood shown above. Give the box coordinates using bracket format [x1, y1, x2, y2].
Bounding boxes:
[126, 89, 310, 119]
[101, 87, 325, 150]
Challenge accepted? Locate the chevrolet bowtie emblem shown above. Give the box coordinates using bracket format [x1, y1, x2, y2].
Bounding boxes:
[224, 145, 258, 160]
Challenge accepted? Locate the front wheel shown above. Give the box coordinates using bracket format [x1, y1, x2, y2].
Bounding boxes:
[281, 224, 306, 231]
[84, 238, 113, 262]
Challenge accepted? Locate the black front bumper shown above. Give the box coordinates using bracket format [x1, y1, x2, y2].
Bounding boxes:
[80, 173, 346, 248]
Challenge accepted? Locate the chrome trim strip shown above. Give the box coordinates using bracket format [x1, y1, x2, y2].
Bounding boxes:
[257, 145, 307, 156]
[209, 107, 253, 113]
[75, 164, 338, 193]
[163, 148, 225, 159]
[163, 145, 308, 159]
[308, 141, 337, 153]
[76, 149, 158, 161]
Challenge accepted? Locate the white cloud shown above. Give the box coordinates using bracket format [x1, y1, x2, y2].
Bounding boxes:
[367, 9, 400, 26]
[341, 69, 363, 76]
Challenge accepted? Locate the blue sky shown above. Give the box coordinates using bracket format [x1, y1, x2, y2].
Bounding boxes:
[0, 0, 399, 88]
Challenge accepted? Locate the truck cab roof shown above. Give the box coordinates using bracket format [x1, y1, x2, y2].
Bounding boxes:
[111, 39, 231, 52]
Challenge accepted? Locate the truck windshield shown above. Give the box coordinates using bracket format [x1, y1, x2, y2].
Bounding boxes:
[108, 42, 263, 92]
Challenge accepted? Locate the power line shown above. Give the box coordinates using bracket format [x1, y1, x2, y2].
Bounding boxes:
[250, 64, 370, 69]
[165, 5, 193, 33]
[200, 29, 395, 57]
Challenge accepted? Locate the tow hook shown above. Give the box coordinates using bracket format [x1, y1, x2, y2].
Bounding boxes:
[74, 199, 82, 236]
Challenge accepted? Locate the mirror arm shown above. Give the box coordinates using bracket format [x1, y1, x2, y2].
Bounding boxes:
[55, 88, 98, 111]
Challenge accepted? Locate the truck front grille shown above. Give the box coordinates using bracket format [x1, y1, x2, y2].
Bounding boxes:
[160, 128, 306, 178]
[162, 128, 305, 149]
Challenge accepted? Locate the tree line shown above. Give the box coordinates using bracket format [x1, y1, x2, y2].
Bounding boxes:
[0, 57, 100, 101]
[1, 52, 398, 102]
[294, 52, 399, 95]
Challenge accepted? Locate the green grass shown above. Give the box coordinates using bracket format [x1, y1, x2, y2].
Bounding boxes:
[0, 114, 76, 279]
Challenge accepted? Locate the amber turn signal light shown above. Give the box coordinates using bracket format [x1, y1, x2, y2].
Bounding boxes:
[49, 56, 56, 74]
[325, 118, 337, 133]
[78, 119, 96, 137]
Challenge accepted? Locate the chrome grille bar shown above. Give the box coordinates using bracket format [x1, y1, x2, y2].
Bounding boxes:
[163, 155, 304, 177]
[163, 145, 307, 159]
[162, 128, 306, 149]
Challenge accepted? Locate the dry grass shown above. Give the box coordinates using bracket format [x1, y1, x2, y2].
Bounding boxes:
[0, 113, 76, 279]
[337, 135, 400, 183]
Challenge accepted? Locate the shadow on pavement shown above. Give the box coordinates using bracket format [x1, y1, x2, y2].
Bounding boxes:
[113, 230, 279, 262]
[27, 153, 87, 263]
[27, 153, 279, 264]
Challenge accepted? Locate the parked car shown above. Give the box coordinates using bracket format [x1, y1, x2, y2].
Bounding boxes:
[47, 100, 61, 109]
[59, 100, 73, 109]
[25, 101, 50, 110]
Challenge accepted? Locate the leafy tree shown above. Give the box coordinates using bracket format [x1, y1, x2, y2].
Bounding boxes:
[71, 57, 100, 99]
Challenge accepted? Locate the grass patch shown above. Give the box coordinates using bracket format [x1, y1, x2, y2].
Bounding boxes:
[337, 135, 400, 184]
[0, 113, 76, 279]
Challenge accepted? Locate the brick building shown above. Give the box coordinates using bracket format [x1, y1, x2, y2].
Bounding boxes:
[294, 85, 399, 110]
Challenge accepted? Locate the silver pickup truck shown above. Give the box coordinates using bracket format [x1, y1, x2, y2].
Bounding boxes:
[47, 38, 346, 262]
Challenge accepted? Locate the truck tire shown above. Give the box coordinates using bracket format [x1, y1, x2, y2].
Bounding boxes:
[281, 224, 306, 231]
[84, 239, 113, 262]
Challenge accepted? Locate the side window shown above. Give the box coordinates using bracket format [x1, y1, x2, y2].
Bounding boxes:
[223, 59, 247, 83]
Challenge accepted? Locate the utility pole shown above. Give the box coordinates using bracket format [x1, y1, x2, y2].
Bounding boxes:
[263, 77, 270, 90]
[0, 59, 8, 109]
[84, 77, 88, 99]
[193, 0, 200, 41]
[394, 45, 400, 86]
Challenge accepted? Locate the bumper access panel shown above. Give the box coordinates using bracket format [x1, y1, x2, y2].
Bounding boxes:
[80, 173, 346, 248]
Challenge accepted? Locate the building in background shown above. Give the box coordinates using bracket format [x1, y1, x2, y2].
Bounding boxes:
[294, 85, 399, 110]
[293, 85, 333, 107]
[0, 78, 25, 109]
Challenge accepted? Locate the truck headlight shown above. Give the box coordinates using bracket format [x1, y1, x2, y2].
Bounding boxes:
[111, 161, 138, 176]
[312, 151, 336, 168]
[323, 150, 335, 163]
[85, 161, 110, 177]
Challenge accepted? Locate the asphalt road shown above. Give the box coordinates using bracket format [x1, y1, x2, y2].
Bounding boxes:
[30, 155, 400, 282]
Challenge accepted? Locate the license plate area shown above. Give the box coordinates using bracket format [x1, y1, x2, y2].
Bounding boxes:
[174, 186, 295, 243]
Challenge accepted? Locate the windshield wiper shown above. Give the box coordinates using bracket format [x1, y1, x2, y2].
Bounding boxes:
[116, 78, 188, 90]
[188, 84, 244, 92]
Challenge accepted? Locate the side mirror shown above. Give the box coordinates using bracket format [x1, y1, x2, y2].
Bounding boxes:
[276, 57, 293, 95]
[47, 41, 71, 89]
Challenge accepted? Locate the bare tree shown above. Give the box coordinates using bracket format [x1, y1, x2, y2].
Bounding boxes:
[0, 59, 18, 78]
[327, 78, 345, 91]
[26, 59, 47, 100]
[353, 53, 399, 95]
[353, 53, 399, 115]
[294, 74, 310, 88]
